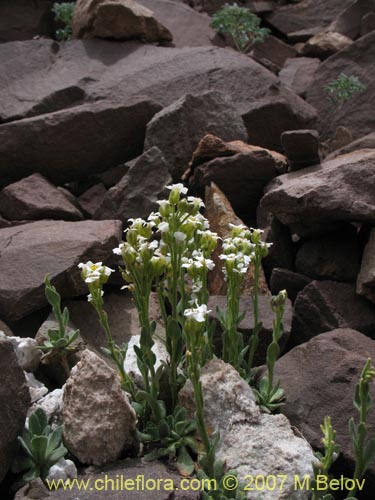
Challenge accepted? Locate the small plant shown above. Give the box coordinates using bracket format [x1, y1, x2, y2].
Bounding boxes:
[211, 3, 270, 53]
[36, 275, 80, 375]
[324, 73, 366, 110]
[12, 408, 67, 484]
[52, 2, 75, 41]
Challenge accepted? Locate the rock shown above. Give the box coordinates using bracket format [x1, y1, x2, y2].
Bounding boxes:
[204, 182, 269, 296]
[266, 0, 353, 36]
[326, 131, 375, 158]
[270, 268, 312, 302]
[287, 26, 324, 43]
[250, 35, 297, 72]
[14, 478, 50, 500]
[95, 147, 171, 221]
[279, 57, 320, 97]
[29, 389, 64, 430]
[361, 11, 375, 35]
[46, 458, 77, 482]
[0, 40, 296, 124]
[63, 349, 137, 466]
[0, 0, 54, 43]
[259, 149, 375, 237]
[208, 295, 293, 366]
[242, 88, 317, 151]
[144, 91, 248, 181]
[72, 0, 173, 43]
[357, 227, 375, 303]
[189, 147, 280, 223]
[0, 219, 121, 321]
[77, 183, 107, 218]
[290, 280, 375, 346]
[301, 31, 352, 59]
[275, 329, 375, 490]
[295, 226, 361, 282]
[138, 0, 218, 48]
[25, 372, 49, 403]
[280, 129, 320, 170]
[95, 164, 130, 188]
[179, 359, 315, 500]
[0, 99, 161, 187]
[328, 0, 375, 39]
[0, 319, 13, 336]
[261, 216, 295, 281]
[0, 331, 41, 372]
[0, 173, 83, 221]
[306, 31, 375, 141]
[0, 338, 31, 482]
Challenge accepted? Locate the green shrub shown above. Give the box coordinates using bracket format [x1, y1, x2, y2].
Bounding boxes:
[52, 2, 75, 41]
[324, 73, 366, 110]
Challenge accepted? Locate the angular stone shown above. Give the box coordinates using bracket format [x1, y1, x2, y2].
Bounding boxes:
[0, 220, 121, 321]
[279, 57, 320, 97]
[144, 91, 248, 180]
[179, 359, 314, 500]
[301, 31, 352, 59]
[0, 99, 161, 186]
[208, 294, 293, 366]
[204, 182, 269, 296]
[328, 0, 375, 39]
[77, 183, 107, 218]
[270, 268, 312, 302]
[242, 88, 317, 151]
[275, 329, 375, 490]
[357, 227, 375, 303]
[0, 338, 31, 482]
[295, 226, 361, 282]
[72, 0, 173, 42]
[361, 11, 375, 35]
[326, 131, 375, 159]
[250, 35, 297, 72]
[259, 150, 375, 237]
[280, 129, 320, 170]
[261, 216, 295, 281]
[306, 31, 375, 141]
[95, 147, 171, 221]
[0, 331, 41, 372]
[0, 173, 83, 221]
[290, 280, 375, 346]
[63, 349, 137, 466]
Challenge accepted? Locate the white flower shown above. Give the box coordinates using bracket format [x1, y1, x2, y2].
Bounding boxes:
[166, 183, 188, 195]
[113, 243, 125, 255]
[158, 222, 170, 233]
[174, 231, 187, 242]
[184, 303, 211, 323]
[78, 261, 114, 284]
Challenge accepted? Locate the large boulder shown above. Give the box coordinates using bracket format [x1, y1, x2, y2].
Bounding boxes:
[95, 147, 171, 221]
[0, 99, 161, 186]
[179, 359, 315, 500]
[279, 57, 320, 97]
[306, 31, 375, 141]
[290, 281, 375, 346]
[0, 338, 31, 482]
[259, 149, 375, 237]
[0, 173, 82, 221]
[328, 0, 375, 39]
[63, 350, 137, 465]
[145, 91, 248, 180]
[0, 220, 121, 321]
[72, 0, 173, 42]
[300, 31, 352, 59]
[275, 329, 375, 494]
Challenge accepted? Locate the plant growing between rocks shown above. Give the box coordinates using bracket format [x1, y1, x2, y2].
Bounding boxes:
[210, 3, 270, 53]
[324, 73, 366, 110]
[52, 2, 75, 41]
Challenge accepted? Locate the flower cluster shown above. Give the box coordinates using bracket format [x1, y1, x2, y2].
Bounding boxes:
[78, 261, 114, 302]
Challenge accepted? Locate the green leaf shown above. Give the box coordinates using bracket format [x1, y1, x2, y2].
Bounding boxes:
[176, 445, 195, 476]
[31, 436, 48, 464]
[362, 438, 375, 473]
[144, 448, 161, 462]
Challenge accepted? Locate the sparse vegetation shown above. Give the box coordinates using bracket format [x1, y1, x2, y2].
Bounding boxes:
[52, 2, 75, 41]
[324, 73, 366, 110]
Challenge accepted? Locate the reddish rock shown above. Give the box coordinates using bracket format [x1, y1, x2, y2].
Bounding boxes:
[301, 31, 352, 59]
[250, 35, 297, 72]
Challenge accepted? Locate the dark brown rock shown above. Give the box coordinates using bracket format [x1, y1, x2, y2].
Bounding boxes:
[361, 11, 375, 35]
[275, 329, 375, 493]
[95, 147, 171, 222]
[0, 99, 161, 187]
[144, 91, 248, 180]
[326, 131, 375, 159]
[279, 57, 320, 97]
[259, 150, 375, 237]
[281, 129, 320, 170]
[262, 216, 295, 281]
[78, 183, 107, 218]
[72, 0, 173, 42]
[295, 226, 361, 282]
[357, 227, 375, 303]
[290, 281, 375, 346]
[270, 268, 312, 302]
[0, 338, 31, 482]
[250, 35, 297, 72]
[306, 31, 375, 141]
[0, 173, 83, 221]
[0, 220, 121, 321]
[301, 31, 352, 60]
[242, 88, 317, 151]
[328, 0, 375, 39]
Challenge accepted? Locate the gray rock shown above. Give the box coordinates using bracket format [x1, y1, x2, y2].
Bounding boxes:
[291, 280, 375, 346]
[95, 147, 171, 220]
[357, 227, 375, 303]
[0, 338, 30, 482]
[29, 389, 64, 430]
[0, 331, 41, 372]
[281, 129, 320, 170]
[46, 458, 77, 482]
[279, 57, 320, 97]
[0, 173, 83, 221]
[179, 359, 315, 500]
[0, 219, 121, 321]
[145, 91, 247, 181]
[63, 349, 137, 466]
[259, 149, 375, 237]
[25, 372, 48, 403]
